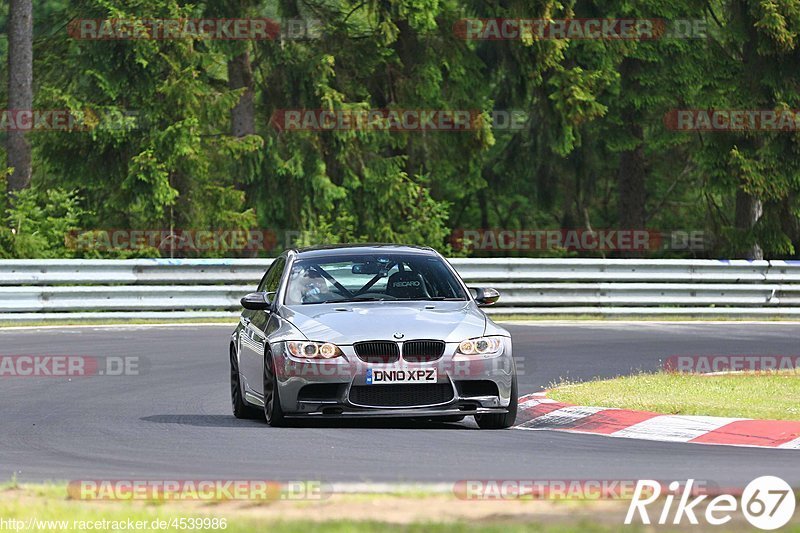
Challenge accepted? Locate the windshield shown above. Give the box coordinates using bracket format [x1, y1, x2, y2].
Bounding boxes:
[284, 253, 467, 305]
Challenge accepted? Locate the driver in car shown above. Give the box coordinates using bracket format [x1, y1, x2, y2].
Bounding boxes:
[298, 268, 333, 303]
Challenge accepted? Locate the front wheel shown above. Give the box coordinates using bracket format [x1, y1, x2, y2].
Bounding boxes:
[475, 375, 517, 429]
[263, 350, 287, 427]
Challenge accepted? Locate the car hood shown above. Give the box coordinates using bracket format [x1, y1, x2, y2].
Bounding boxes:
[281, 301, 486, 344]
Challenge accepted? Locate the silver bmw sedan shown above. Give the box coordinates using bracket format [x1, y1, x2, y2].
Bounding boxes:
[230, 244, 517, 429]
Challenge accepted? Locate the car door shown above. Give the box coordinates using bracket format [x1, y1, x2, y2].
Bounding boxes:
[240, 256, 286, 396]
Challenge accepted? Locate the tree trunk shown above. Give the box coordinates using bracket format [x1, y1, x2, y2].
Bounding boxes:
[227, 49, 255, 194]
[779, 197, 800, 258]
[731, 0, 763, 260]
[616, 58, 647, 258]
[6, 0, 33, 191]
[617, 139, 647, 229]
[735, 189, 763, 259]
[228, 51, 255, 138]
[616, 124, 647, 258]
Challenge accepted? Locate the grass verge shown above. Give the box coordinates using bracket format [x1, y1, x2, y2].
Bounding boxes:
[549, 371, 800, 420]
[2, 482, 798, 532]
[0, 483, 645, 533]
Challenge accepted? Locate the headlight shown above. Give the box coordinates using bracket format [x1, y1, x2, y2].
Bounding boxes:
[286, 341, 343, 359]
[456, 336, 504, 357]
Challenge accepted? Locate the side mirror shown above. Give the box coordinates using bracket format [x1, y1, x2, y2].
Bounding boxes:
[241, 292, 271, 310]
[469, 287, 500, 307]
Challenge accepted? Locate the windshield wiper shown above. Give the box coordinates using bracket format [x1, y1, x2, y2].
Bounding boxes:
[308, 296, 462, 304]
[303, 296, 390, 304]
[402, 296, 464, 301]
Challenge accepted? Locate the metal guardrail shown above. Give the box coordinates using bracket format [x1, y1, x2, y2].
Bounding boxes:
[1, 258, 799, 320]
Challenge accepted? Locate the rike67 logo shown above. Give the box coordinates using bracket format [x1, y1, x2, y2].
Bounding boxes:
[625, 477, 796, 530]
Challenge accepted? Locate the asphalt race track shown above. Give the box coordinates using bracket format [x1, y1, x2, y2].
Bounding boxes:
[1, 322, 798, 488]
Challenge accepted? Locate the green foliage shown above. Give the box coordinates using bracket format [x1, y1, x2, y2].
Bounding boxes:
[1, 0, 799, 258]
[1, 187, 86, 258]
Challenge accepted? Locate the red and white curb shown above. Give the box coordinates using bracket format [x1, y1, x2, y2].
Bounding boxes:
[515, 393, 800, 449]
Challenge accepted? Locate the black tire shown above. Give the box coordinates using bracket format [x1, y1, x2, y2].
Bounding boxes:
[230, 345, 263, 419]
[263, 350, 287, 427]
[475, 375, 518, 429]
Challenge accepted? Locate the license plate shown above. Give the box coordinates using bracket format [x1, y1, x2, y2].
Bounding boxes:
[366, 368, 437, 385]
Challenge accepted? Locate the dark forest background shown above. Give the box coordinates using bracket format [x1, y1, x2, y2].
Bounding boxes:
[2, 0, 800, 258]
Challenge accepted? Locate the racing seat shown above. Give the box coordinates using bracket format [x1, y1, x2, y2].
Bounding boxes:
[386, 271, 430, 299]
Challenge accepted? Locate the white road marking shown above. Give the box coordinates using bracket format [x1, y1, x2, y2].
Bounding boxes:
[611, 415, 744, 442]
[778, 437, 800, 449]
[517, 405, 607, 429]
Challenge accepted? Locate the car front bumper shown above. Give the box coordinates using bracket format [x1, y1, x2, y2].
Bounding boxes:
[271, 338, 515, 417]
